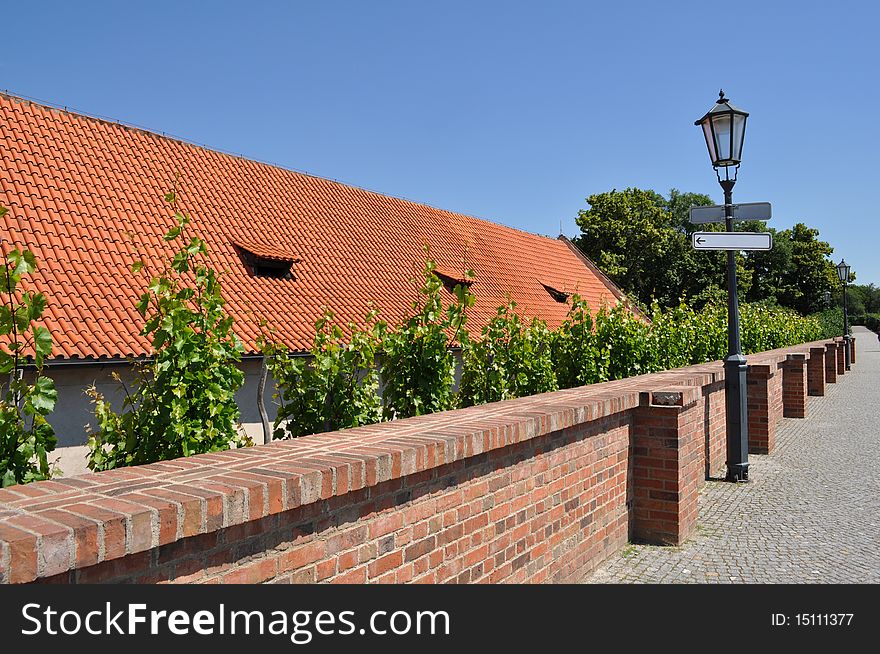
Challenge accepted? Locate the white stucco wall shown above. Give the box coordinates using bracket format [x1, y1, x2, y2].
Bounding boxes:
[45, 359, 278, 477]
[45, 351, 463, 478]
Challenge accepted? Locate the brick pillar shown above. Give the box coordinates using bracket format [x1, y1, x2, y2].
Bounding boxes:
[836, 341, 846, 376]
[807, 346, 825, 396]
[825, 343, 838, 383]
[850, 337, 857, 364]
[747, 363, 774, 455]
[631, 389, 702, 546]
[781, 354, 807, 419]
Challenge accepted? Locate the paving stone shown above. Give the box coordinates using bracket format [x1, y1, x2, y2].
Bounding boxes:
[583, 327, 880, 585]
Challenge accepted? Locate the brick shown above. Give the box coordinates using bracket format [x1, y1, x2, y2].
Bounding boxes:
[331, 566, 367, 584]
[0, 523, 38, 583]
[38, 509, 100, 568]
[221, 558, 277, 584]
[278, 541, 324, 573]
[7, 513, 73, 578]
[316, 559, 336, 581]
[404, 536, 435, 562]
[368, 551, 403, 578]
[120, 493, 178, 546]
[63, 503, 127, 561]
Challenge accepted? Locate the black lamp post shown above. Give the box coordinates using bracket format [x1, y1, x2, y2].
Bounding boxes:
[696, 90, 750, 482]
[836, 259, 851, 370]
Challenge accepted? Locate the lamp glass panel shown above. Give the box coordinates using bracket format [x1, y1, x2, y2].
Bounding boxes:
[701, 120, 718, 163]
[711, 113, 732, 164]
[731, 113, 746, 162]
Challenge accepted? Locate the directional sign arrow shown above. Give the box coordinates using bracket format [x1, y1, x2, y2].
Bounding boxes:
[689, 202, 772, 224]
[692, 231, 773, 251]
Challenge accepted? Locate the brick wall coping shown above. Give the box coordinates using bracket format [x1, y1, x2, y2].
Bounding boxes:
[0, 338, 835, 583]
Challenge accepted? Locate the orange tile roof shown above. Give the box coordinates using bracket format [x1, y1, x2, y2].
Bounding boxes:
[0, 92, 627, 361]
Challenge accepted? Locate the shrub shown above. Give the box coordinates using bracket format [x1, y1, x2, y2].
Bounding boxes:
[0, 225, 58, 486]
[552, 295, 603, 388]
[378, 258, 474, 419]
[811, 307, 844, 340]
[261, 308, 383, 439]
[459, 300, 557, 407]
[864, 313, 880, 334]
[87, 193, 249, 471]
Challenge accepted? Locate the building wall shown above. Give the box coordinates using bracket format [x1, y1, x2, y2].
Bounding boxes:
[47, 359, 279, 477]
[46, 352, 465, 478]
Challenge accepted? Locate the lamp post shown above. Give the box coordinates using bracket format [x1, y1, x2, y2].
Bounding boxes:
[836, 259, 851, 371]
[695, 90, 750, 482]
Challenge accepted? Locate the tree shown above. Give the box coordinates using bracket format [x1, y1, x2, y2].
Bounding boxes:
[845, 283, 880, 324]
[769, 223, 837, 315]
[573, 187, 754, 309]
[573, 188, 682, 307]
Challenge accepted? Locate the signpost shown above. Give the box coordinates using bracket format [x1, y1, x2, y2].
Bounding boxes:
[689, 201, 772, 224]
[691, 231, 773, 251]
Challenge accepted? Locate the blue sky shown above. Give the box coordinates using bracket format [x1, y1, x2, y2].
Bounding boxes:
[2, 0, 877, 284]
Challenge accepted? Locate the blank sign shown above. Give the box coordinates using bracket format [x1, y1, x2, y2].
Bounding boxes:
[689, 202, 772, 224]
[692, 231, 773, 251]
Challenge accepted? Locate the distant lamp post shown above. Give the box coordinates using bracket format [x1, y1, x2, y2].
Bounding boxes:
[824, 291, 832, 308]
[836, 259, 851, 370]
[696, 90, 750, 482]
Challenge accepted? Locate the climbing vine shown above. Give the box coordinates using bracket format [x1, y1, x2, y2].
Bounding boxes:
[378, 258, 474, 420]
[459, 300, 557, 406]
[87, 192, 250, 471]
[261, 308, 383, 439]
[0, 211, 58, 486]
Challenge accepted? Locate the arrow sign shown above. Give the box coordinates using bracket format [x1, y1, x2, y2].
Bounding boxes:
[692, 231, 773, 251]
[689, 202, 772, 224]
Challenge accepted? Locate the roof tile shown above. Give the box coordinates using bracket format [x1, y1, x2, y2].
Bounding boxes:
[0, 92, 624, 360]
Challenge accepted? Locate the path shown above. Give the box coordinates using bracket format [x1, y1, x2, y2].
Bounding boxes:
[583, 326, 880, 584]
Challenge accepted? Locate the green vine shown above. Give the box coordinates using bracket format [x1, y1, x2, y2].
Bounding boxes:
[378, 257, 474, 420]
[261, 308, 383, 438]
[87, 192, 250, 471]
[459, 299, 557, 406]
[0, 210, 58, 486]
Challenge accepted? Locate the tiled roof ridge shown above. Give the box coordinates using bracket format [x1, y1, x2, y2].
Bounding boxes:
[0, 89, 563, 245]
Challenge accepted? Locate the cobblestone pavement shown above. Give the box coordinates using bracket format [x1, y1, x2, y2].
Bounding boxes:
[583, 327, 880, 584]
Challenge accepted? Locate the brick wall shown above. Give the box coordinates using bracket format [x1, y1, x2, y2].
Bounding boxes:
[0, 339, 839, 585]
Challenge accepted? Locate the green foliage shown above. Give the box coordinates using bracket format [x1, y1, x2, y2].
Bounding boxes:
[755, 223, 837, 315]
[574, 188, 840, 316]
[0, 236, 58, 487]
[863, 313, 880, 334]
[812, 307, 844, 339]
[552, 295, 604, 387]
[740, 303, 824, 353]
[648, 302, 726, 369]
[574, 188, 683, 308]
[87, 193, 249, 471]
[379, 258, 474, 419]
[846, 283, 880, 325]
[551, 296, 823, 391]
[261, 308, 383, 438]
[458, 300, 557, 407]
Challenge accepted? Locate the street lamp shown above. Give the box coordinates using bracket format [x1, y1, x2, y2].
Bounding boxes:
[696, 90, 750, 482]
[836, 259, 851, 370]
